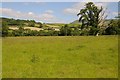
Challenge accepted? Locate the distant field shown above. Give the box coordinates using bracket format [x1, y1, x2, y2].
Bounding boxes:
[46, 23, 65, 27]
[9, 27, 43, 31]
[46, 24, 61, 28]
[2, 36, 118, 78]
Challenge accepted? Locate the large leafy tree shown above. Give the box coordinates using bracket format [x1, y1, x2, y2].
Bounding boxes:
[77, 2, 106, 36]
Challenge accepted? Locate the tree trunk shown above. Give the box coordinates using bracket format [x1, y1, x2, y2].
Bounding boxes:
[96, 32, 99, 36]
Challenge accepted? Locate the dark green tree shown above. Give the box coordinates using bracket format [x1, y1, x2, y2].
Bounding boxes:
[77, 2, 106, 36]
[28, 22, 35, 27]
[105, 19, 120, 35]
[12, 26, 24, 36]
[60, 24, 71, 36]
[18, 26, 24, 36]
[70, 27, 80, 36]
[28, 20, 35, 27]
[2, 22, 9, 37]
[38, 22, 43, 28]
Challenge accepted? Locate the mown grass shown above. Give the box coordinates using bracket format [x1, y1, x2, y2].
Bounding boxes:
[2, 36, 118, 78]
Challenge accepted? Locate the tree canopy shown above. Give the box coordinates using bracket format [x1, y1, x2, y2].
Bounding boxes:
[77, 2, 106, 35]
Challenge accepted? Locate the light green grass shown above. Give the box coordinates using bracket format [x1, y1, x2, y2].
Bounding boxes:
[2, 36, 118, 78]
[0, 38, 2, 79]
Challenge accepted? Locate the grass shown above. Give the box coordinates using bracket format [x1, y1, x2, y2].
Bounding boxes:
[0, 38, 1, 78]
[46, 23, 65, 27]
[2, 36, 118, 78]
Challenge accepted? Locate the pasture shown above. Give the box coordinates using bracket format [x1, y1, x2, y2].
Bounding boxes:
[2, 36, 118, 78]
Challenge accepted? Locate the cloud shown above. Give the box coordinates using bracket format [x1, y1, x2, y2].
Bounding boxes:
[0, 8, 64, 23]
[112, 12, 118, 16]
[45, 10, 54, 14]
[81, 0, 94, 2]
[63, 2, 85, 15]
[0, 8, 21, 17]
[63, 2, 109, 15]
[63, 8, 78, 14]
[2, 0, 119, 2]
[1, 0, 13, 2]
[23, 3, 29, 5]
[81, 0, 119, 2]
[23, 2, 46, 6]
[28, 12, 34, 15]
[109, 12, 118, 18]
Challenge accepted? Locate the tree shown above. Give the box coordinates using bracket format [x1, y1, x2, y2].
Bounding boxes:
[70, 27, 80, 36]
[28, 22, 35, 27]
[18, 26, 25, 36]
[28, 20, 35, 27]
[2, 22, 9, 37]
[38, 22, 43, 28]
[60, 24, 71, 36]
[105, 19, 120, 35]
[30, 30, 38, 36]
[16, 19, 24, 26]
[77, 2, 106, 36]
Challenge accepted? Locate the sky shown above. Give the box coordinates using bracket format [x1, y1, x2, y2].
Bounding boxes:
[0, 2, 118, 23]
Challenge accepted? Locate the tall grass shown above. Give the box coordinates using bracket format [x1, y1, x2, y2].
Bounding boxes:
[2, 36, 118, 78]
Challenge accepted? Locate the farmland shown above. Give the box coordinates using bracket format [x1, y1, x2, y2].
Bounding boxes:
[2, 36, 118, 78]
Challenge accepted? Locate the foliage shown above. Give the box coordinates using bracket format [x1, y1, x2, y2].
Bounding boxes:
[2, 18, 24, 26]
[105, 19, 120, 35]
[28, 22, 35, 27]
[60, 24, 71, 36]
[38, 22, 43, 28]
[1, 5, 120, 37]
[77, 2, 106, 36]
[70, 27, 80, 36]
[2, 22, 9, 37]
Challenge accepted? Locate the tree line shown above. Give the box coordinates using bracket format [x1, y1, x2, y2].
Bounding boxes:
[1, 2, 120, 37]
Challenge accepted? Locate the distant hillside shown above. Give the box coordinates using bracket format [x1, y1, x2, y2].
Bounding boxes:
[70, 20, 80, 24]
[0, 17, 42, 26]
[71, 19, 117, 25]
[46, 23, 65, 28]
[1, 17, 65, 28]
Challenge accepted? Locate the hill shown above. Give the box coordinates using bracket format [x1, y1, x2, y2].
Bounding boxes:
[71, 19, 118, 25]
[70, 20, 80, 24]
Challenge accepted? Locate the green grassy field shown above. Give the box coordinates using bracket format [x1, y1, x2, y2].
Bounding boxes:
[2, 36, 118, 78]
[0, 38, 1, 78]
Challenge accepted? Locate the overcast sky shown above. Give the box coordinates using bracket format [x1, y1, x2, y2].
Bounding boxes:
[0, 2, 118, 23]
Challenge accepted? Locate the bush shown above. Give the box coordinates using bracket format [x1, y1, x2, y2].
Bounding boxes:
[70, 28, 80, 36]
[2, 22, 9, 37]
[60, 24, 71, 36]
[80, 28, 89, 36]
[105, 20, 119, 35]
[105, 27, 117, 35]
[28, 22, 35, 27]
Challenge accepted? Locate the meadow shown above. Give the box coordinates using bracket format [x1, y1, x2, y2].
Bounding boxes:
[0, 38, 1, 78]
[2, 36, 118, 78]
